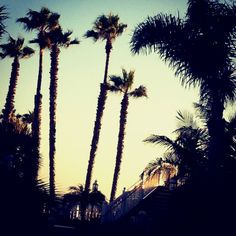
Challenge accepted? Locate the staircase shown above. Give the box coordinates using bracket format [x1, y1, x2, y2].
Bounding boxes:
[101, 170, 174, 223]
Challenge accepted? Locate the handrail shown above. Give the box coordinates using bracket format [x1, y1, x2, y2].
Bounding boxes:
[101, 170, 164, 222]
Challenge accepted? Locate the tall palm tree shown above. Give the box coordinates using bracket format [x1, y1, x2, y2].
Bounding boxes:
[0, 5, 8, 41]
[0, 36, 34, 121]
[17, 7, 60, 161]
[48, 27, 79, 203]
[84, 14, 127, 193]
[108, 69, 147, 202]
[130, 0, 236, 172]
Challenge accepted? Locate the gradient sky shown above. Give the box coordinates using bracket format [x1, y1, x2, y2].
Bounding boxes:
[0, 0, 204, 199]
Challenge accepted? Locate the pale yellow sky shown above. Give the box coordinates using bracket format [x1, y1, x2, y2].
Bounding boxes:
[0, 0, 203, 199]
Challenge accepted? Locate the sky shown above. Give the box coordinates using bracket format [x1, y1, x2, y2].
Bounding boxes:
[0, 0, 203, 199]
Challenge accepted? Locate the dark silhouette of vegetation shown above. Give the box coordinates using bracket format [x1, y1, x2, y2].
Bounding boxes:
[0, 115, 49, 236]
[17, 7, 60, 165]
[0, 5, 8, 40]
[143, 108, 236, 236]
[48, 26, 79, 205]
[144, 111, 207, 181]
[131, 0, 236, 176]
[0, 2, 235, 235]
[63, 181, 106, 221]
[0, 37, 34, 121]
[84, 14, 127, 193]
[108, 69, 147, 202]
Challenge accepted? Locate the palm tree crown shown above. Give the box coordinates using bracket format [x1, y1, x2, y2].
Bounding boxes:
[85, 13, 127, 83]
[17, 7, 59, 30]
[0, 36, 34, 59]
[85, 13, 127, 42]
[109, 68, 147, 97]
[48, 27, 79, 47]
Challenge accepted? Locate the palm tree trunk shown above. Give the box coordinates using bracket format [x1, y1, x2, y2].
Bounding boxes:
[49, 44, 60, 204]
[85, 84, 108, 192]
[207, 94, 225, 178]
[84, 40, 112, 193]
[32, 48, 43, 166]
[103, 39, 112, 84]
[110, 94, 129, 202]
[3, 56, 19, 121]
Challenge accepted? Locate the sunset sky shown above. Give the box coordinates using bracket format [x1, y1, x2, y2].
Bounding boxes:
[0, 0, 203, 199]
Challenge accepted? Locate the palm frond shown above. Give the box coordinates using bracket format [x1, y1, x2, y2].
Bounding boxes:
[84, 30, 99, 41]
[122, 68, 128, 80]
[86, 13, 126, 42]
[0, 5, 8, 37]
[48, 27, 79, 48]
[109, 75, 123, 87]
[129, 85, 147, 98]
[117, 23, 128, 36]
[16, 17, 34, 31]
[176, 110, 197, 130]
[70, 38, 80, 45]
[21, 46, 35, 58]
[107, 84, 122, 93]
[144, 134, 176, 151]
[144, 157, 163, 176]
[0, 52, 5, 59]
[47, 12, 60, 30]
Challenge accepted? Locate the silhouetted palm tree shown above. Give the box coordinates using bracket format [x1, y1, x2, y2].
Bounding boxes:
[0, 5, 8, 40]
[131, 0, 236, 171]
[63, 184, 84, 219]
[17, 7, 60, 160]
[84, 14, 127, 193]
[0, 116, 48, 235]
[0, 36, 34, 121]
[224, 112, 236, 159]
[143, 156, 176, 186]
[144, 157, 164, 176]
[48, 27, 79, 204]
[144, 111, 206, 181]
[108, 69, 147, 202]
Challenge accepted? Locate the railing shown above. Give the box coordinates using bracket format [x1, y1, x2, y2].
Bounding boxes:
[101, 169, 166, 223]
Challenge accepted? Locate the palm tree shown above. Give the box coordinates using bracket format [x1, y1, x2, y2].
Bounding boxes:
[0, 116, 48, 235]
[17, 8, 60, 162]
[0, 36, 34, 121]
[63, 184, 84, 219]
[143, 156, 176, 186]
[48, 27, 79, 204]
[130, 0, 236, 172]
[144, 157, 164, 176]
[0, 5, 8, 41]
[108, 69, 147, 202]
[144, 111, 207, 181]
[84, 14, 127, 193]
